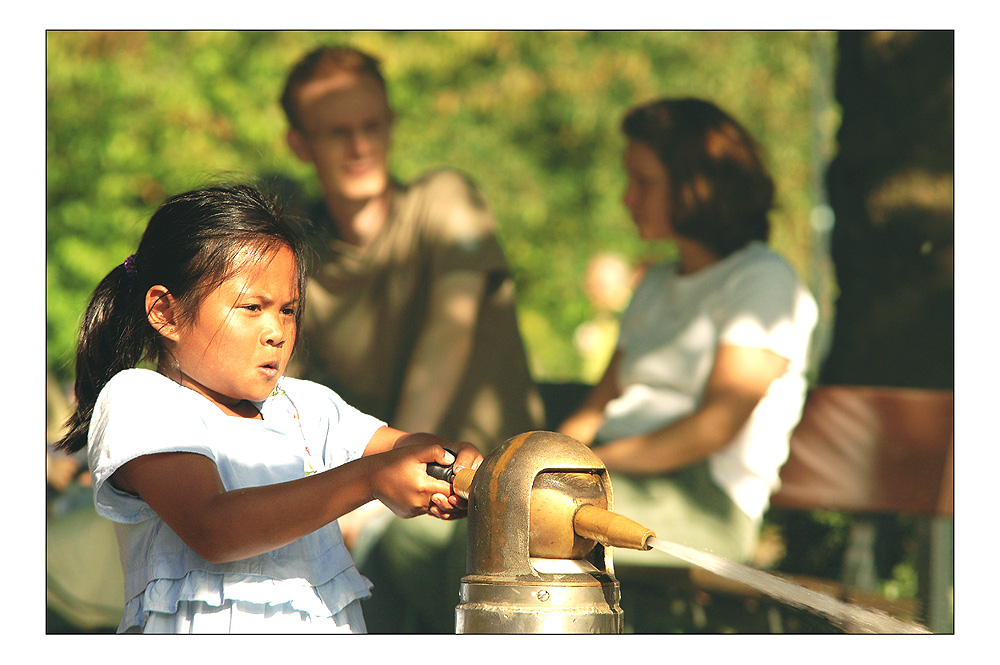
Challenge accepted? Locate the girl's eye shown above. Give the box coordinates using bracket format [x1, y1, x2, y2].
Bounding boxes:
[282, 307, 297, 316]
[242, 304, 261, 312]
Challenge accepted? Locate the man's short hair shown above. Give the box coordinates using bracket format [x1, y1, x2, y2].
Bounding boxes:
[280, 45, 387, 131]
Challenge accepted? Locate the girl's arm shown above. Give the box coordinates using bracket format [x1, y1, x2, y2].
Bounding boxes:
[592, 344, 789, 475]
[557, 350, 623, 446]
[109, 430, 465, 564]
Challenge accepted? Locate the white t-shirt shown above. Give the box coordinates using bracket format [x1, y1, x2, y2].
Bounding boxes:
[88, 369, 386, 632]
[595, 241, 818, 521]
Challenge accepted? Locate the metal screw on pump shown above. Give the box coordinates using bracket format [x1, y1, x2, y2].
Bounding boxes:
[427, 430, 656, 634]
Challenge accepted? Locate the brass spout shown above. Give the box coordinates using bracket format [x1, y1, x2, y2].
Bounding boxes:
[573, 504, 654, 551]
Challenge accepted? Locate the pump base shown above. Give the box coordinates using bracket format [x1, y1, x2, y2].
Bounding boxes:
[456, 572, 622, 634]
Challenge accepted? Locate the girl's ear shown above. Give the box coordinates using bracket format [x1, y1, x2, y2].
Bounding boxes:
[145, 285, 180, 342]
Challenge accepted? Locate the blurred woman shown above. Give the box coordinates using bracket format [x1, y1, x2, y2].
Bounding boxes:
[559, 98, 818, 632]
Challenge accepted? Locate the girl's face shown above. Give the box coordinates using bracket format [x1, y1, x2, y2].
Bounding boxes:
[622, 140, 675, 240]
[167, 244, 299, 415]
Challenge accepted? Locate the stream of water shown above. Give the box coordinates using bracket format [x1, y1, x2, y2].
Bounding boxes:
[646, 537, 931, 634]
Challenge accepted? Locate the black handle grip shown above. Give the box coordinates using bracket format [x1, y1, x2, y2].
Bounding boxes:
[426, 448, 457, 483]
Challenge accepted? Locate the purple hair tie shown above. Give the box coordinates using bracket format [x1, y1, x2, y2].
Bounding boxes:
[123, 254, 137, 277]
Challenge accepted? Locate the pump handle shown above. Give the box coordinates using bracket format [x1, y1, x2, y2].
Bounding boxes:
[426, 450, 475, 500]
[426, 448, 457, 483]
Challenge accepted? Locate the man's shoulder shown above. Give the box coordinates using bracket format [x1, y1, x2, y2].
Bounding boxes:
[406, 168, 485, 203]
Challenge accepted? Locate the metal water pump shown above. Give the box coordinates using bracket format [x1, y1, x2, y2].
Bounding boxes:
[429, 431, 656, 634]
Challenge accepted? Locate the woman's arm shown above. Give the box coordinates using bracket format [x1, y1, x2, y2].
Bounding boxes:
[558, 350, 623, 446]
[109, 430, 461, 564]
[592, 344, 789, 475]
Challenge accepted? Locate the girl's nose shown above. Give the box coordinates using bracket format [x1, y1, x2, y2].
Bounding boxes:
[263, 319, 286, 347]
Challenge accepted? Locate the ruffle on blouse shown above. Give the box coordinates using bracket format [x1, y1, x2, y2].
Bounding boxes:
[118, 564, 372, 633]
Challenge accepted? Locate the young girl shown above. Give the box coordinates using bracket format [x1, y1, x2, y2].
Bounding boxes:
[55, 184, 481, 634]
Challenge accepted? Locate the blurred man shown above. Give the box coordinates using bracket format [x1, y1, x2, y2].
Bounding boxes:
[280, 45, 543, 633]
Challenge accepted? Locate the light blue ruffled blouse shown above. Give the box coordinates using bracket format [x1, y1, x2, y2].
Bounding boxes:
[88, 369, 386, 632]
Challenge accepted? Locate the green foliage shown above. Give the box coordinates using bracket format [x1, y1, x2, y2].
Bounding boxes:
[46, 30, 835, 384]
[765, 509, 922, 607]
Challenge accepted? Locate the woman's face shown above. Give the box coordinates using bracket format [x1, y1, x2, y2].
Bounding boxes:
[623, 141, 674, 240]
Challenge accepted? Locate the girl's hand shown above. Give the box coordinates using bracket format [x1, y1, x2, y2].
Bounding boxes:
[417, 437, 482, 519]
[364, 429, 483, 520]
[366, 439, 459, 519]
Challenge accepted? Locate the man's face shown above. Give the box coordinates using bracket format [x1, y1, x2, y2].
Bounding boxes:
[288, 71, 393, 204]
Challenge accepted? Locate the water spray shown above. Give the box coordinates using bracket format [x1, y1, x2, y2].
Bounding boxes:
[428, 430, 930, 634]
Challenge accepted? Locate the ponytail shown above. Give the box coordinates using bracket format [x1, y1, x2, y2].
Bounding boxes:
[54, 183, 307, 454]
[57, 259, 156, 453]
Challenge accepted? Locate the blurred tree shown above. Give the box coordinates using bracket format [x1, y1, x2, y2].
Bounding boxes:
[46, 30, 830, 386]
[771, 30, 954, 620]
[820, 30, 954, 389]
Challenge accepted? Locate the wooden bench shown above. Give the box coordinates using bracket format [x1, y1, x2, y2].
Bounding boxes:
[692, 385, 954, 632]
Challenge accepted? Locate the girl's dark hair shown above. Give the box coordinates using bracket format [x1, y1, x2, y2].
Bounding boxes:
[622, 98, 774, 257]
[56, 184, 308, 453]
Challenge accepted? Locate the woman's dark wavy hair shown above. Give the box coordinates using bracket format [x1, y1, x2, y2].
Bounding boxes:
[56, 184, 308, 453]
[622, 98, 774, 257]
